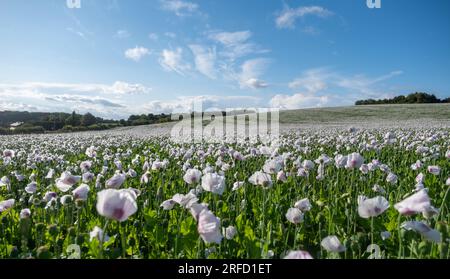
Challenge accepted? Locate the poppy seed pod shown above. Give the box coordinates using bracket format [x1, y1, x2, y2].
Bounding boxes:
[47, 224, 59, 237]
[36, 246, 52, 259]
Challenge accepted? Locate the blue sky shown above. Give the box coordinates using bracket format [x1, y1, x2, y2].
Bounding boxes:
[0, 0, 449, 119]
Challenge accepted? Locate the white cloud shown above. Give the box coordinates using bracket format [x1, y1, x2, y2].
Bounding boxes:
[270, 93, 330, 110]
[66, 27, 86, 39]
[159, 48, 191, 75]
[160, 0, 198, 16]
[208, 30, 267, 61]
[289, 68, 329, 93]
[189, 44, 217, 79]
[276, 6, 333, 29]
[141, 95, 262, 114]
[115, 29, 130, 39]
[209, 31, 252, 46]
[238, 58, 270, 89]
[125, 46, 151, 62]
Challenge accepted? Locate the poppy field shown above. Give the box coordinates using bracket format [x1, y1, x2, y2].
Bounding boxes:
[0, 121, 449, 259]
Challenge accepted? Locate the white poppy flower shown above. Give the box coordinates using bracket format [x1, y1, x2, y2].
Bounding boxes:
[20, 208, 31, 219]
[0, 199, 15, 213]
[394, 189, 431, 215]
[321, 235, 346, 253]
[201, 173, 226, 195]
[401, 221, 441, 243]
[105, 172, 126, 189]
[427, 165, 440, 175]
[25, 181, 37, 194]
[183, 168, 202, 185]
[357, 196, 390, 218]
[286, 208, 304, 224]
[96, 189, 138, 222]
[248, 171, 272, 188]
[346, 153, 364, 169]
[160, 199, 176, 210]
[55, 172, 81, 192]
[294, 198, 312, 212]
[197, 208, 223, 244]
[72, 184, 90, 201]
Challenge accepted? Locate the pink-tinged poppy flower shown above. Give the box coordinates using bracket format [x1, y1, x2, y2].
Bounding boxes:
[96, 189, 138, 222]
[263, 158, 283, 174]
[232, 151, 244, 161]
[55, 172, 81, 192]
[197, 208, 223, 244]
[359, 164, 369, 174]
[346, 153, 364, 169]
[0, 199, 15, 213]
[284, 250, 314, 259]
[321, 235, 346, 253]
[294, 198, 312, 212]
[357, 196, 390, 218]
[248, 171, 273, 188]
[72, 184, 90, 201]
[394, 189, 431, 215]
[80, 161, 92, 172]
[427, 165, 440, 175]
[43, 191, 57, 202]
[286, 208, 304, 224]
[172, 192, 199, 208]
[386, 172, 398, 184]
[3, 149, 15, 158]
[20, 208, 31, 219]
[201, 173, 226, 195]
[105, 172, 126, 189]
[401, 221, 441, 243]
[189, 202, 208, 221]
[25, 181, 37, 194]
[160, 199, 176, 210]
[183, 168, 202, 185]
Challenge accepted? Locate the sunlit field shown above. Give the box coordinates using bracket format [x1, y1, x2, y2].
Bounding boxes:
[0, 106, 449, 259]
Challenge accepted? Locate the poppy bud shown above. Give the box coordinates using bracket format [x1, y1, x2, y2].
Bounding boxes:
[36, 246, 52, 259]
[156, 186, 163, 200]
[47, 224, 59, 237]
[32, 198, 41, 206]
[75, 199, 85, 209]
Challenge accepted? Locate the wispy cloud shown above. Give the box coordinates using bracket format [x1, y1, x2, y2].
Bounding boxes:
[208, 30, 268, 61]
[125, 46, 151, 61]
[274, 68, 404, 109]
[159, 48, 191, 75]
[160, 0, 199, 16]
[66, 27, 86, 39]
[275, 5, 333, 29]
[189, 44, 217, 79]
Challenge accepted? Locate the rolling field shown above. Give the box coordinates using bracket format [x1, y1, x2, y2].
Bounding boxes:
[0, 104, 449, 259]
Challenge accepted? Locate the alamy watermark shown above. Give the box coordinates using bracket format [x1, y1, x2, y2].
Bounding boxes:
[170, 101, 279, 144]
[367, 0, 381, 9]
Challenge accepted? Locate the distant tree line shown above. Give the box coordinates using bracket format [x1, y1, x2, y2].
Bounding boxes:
[0, 110, 174, 135]
[355, 92, 450, 105]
